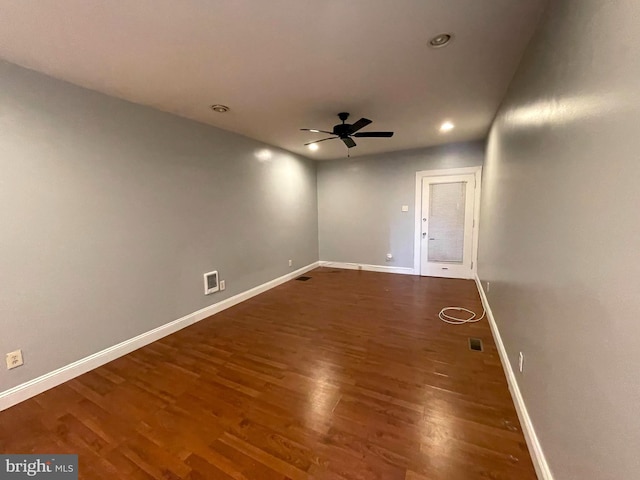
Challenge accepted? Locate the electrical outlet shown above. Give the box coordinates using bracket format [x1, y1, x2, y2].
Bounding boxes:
[518, 352, 524, 373]
[288, 259, 292, 267]
[219, 280, 226, 291]
[385, 253, 393, 262]
[6, 349, 24, 370]
[486, 281, 490, 293]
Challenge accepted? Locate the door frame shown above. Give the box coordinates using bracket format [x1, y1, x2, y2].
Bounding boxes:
[413, 166, 482, 278]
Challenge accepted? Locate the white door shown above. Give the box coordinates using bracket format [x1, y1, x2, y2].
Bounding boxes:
[420, 174, 476, 279]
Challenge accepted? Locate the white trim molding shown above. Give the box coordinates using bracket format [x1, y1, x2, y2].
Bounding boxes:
[474, 275, 554, 480]
[319, 261, 415, 275]
[0, 261, 321, 412]
[414, 166, 482, 277]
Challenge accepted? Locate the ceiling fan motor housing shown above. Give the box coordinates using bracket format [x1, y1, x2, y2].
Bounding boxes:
[333, 123, 353, 137]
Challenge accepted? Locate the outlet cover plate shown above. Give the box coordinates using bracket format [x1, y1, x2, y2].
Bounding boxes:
[6, 349, 24, 370]
[518, 352, 524, 373]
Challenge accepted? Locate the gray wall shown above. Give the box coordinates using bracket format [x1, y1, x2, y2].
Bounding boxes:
[0, 60, 318, 392]
[478, 1, 640, 478]
[318, 142, 484, 268]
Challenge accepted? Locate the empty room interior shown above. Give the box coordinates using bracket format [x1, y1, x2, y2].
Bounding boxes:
[1, 1, 638, 479]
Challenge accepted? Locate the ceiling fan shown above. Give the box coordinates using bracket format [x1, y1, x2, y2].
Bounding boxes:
[301, 112, 394, 150]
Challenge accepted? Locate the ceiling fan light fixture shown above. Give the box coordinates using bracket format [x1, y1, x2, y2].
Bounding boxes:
[309, 129, 320, 133]
[308, 143, 319, 151]
[210, 104, 230, 113]
[429, 33, 453, 48]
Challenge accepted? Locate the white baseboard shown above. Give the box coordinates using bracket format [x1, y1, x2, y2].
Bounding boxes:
[474, 275, 553, 480]
[0, 261, 320, 412]
[319, 261, 415, 276]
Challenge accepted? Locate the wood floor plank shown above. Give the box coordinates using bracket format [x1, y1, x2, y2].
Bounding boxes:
[0, 268, 537, 479]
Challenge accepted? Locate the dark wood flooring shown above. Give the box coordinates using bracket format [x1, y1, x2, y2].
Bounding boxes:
[0, 268, 537, 479]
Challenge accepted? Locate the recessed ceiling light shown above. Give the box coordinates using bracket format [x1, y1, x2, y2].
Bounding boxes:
[210, 104, 230, 113]
[308, 143, 319, 151]
[429, 33, 453, 48]
[440, 121, 455, 132]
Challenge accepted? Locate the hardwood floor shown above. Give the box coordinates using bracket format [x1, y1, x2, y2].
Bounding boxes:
[0, 268, 537, 479]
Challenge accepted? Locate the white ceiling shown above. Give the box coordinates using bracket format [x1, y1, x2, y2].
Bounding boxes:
[0, 0, 544, 160]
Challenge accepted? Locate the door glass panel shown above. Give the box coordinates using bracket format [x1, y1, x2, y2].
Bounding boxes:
[428, 182, 466, 263]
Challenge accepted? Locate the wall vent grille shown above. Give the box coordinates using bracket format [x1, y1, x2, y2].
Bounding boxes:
[469, 338, 484, 352]
[204, 271, 219, 295]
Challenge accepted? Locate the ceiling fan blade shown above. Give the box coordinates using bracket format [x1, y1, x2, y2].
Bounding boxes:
[304, 137, 337, 146]
[353, 131, 394, 138]
[300, 128, 335, 135]
[341, 137, 357, 148]
[349, 118, 372, 133]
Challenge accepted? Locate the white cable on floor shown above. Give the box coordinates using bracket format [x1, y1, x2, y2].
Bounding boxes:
[438, 306, 486, 325]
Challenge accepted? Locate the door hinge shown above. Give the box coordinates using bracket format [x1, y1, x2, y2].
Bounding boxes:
[471, 261, 474, 270]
